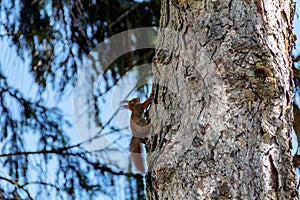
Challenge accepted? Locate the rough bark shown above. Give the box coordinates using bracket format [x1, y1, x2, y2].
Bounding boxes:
[146, 0, 297, 199]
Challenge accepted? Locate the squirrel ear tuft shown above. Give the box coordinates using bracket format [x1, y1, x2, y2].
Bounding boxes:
[136, 98, 141, 104]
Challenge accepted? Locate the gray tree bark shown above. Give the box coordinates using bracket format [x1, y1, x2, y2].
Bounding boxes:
[146, 0, 298, 199]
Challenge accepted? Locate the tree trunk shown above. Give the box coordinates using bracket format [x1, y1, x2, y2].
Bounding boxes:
[146, 0, 298, 199]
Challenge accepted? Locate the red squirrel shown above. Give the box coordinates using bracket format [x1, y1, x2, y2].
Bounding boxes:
[122, 93, 153, 173]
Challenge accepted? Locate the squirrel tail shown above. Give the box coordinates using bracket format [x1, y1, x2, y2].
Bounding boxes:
[130, 137, 145, 174]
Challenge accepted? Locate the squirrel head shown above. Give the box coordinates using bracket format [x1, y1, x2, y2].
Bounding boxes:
[121, 97, 140, 111]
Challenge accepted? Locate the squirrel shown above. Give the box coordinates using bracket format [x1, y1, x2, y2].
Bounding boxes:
[122, 93, 153, 173]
